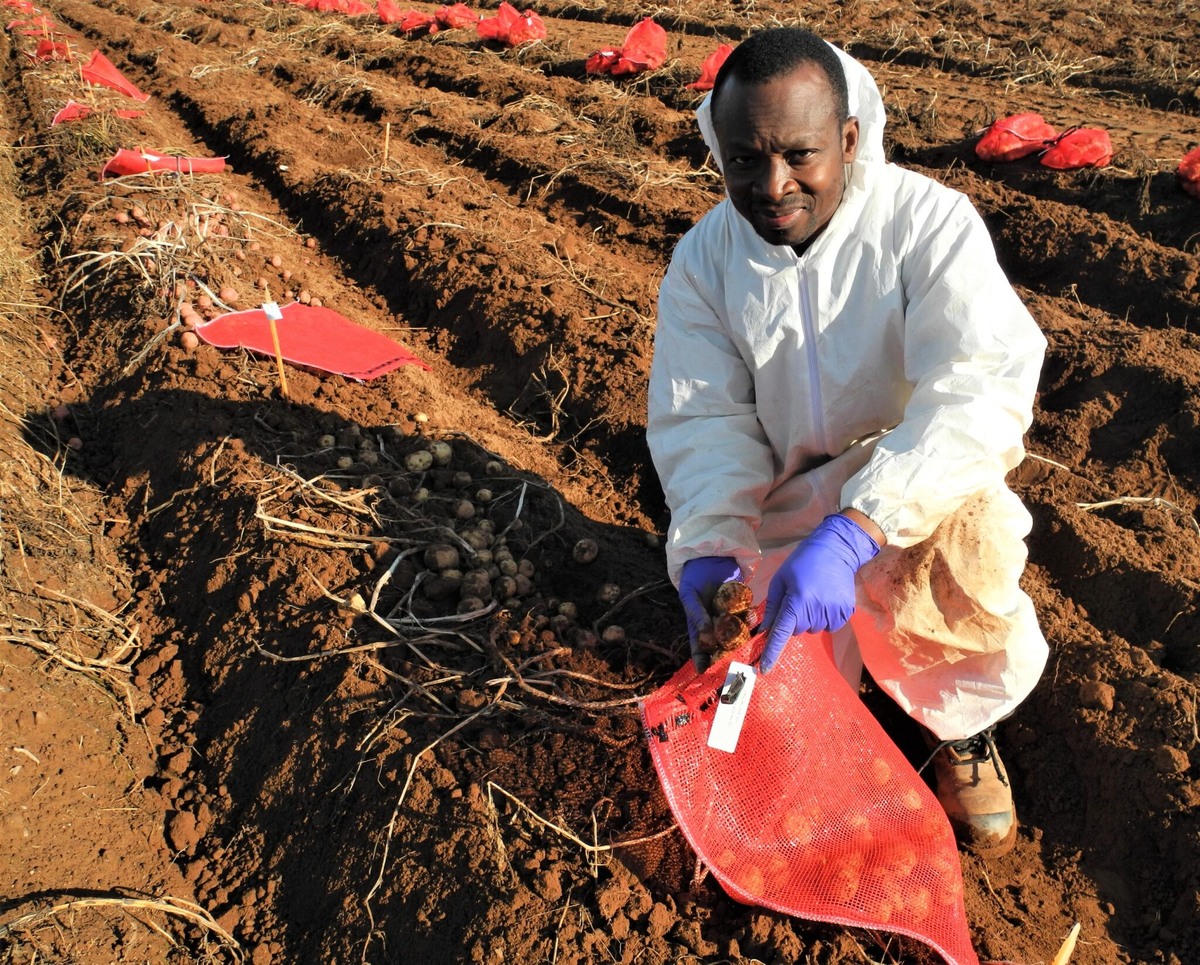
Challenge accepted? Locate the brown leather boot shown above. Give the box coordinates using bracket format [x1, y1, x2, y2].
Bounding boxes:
[923, 727, 1017, 858]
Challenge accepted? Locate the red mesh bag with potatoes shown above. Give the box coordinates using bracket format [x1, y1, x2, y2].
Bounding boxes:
[642, 631, 981, 965]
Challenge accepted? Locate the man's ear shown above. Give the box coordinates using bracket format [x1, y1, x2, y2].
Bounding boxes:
[842, 116, 860, 163]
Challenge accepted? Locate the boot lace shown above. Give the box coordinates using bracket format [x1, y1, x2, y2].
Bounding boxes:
[919, 726, 1009, 787]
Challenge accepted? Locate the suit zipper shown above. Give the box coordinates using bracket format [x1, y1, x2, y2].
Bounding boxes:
[797, 268, 828, 453]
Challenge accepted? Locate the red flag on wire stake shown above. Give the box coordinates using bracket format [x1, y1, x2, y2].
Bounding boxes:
[80, 50, 150, 101]
[29, 37, 71, 60]
[53, 100, 146, 125]
[102, 148, 228, 178]
[194, 303, 429, 381]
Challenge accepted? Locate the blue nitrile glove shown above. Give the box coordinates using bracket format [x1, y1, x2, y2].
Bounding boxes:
[678, 556, 742, 671]
[759, 514, 881, 674]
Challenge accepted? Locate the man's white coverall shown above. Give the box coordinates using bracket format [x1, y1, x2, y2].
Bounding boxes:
[647, 49, 1049, 741]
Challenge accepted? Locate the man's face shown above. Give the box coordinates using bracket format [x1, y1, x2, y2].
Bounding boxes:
[713, 63, 859, 251]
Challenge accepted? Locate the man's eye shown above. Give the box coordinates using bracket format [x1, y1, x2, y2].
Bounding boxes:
[787, 150, 815, 164]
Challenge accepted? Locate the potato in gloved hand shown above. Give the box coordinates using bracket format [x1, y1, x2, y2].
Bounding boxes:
[710, 579, 753, 655]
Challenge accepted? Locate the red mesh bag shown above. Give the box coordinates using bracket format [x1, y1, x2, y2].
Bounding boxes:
[686, 43, 732, 91]
[476, 2, 544, 46]
[1039, 127, 1112, 169]
[1177, 147, 1200, 199]
[585, 17, 666, 76]
[642, 632, 981, 965]
[376, 0, 403, 25]
[435, 2, 478, 29]
[395, 9, 438, 33]
[974, 113, 1057, 162]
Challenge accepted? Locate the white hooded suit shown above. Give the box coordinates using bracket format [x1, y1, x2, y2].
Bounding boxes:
[647, 47, 1049, 740]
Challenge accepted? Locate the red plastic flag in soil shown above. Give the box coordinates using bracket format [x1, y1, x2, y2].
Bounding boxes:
[642, 631, 982, 965]
[29, 37, 71, 60]
[476, 2, 544, 46]
[102, 148, 227, 178]
[686, 43, 732, 91]
[194, 303, 429, 381]
[435, 2, 478, 28]
[1040, 127, 1112, 169]
[974, 113, 1057, 162]
[585, 17, 666, 76]
[80, 50, 150, 102]
[1179, 147, 1200, 199]
[53, 100, 146, 125]
[3, 0, 36, 13]
[9, 16, 66, 35]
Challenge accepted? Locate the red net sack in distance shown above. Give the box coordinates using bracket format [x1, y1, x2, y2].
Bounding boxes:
[686, 43, 733, 91]
[1040, 127, 1112, 169]
[642, 631, 981, 965]
[1177, 146, 1200, 199]
[974, 113, 1057, 162]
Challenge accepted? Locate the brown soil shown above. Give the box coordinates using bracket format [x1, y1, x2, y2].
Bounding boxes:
[2, 1, 1199, 963]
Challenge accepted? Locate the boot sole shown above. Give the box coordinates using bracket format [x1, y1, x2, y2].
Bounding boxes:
[953, 812, 1018, 859]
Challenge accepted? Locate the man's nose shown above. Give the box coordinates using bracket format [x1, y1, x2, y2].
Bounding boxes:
[756, 158, 796, 200]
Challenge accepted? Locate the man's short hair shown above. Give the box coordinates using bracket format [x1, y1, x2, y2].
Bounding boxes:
[711, 28, 850, 123]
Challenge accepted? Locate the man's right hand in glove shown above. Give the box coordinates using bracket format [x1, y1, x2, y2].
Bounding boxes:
[678, 556, 742, 671]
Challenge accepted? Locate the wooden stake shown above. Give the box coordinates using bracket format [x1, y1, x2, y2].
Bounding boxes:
[1050, 922, 1081, 965]
[382, 122, 391, 174]
[262, 291, 289, 399]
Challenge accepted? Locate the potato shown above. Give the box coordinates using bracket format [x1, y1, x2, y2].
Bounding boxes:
[869, 756, 893, 787]
[779, 807, 816, 846]
[572, 538, 599, 563]
[741, 864, 766, 898]
[933, 876, 962, 907]
[824, 860, 860, 903]
[713, 580, 753, 615]
[424, 544, 460, 571]
[713, 613, 750, 651]
[429, 441, 453, 466]
[844, 813, 873, 847]
[859, 892, 893, 924]
[878, 840, 917, 878]
[405, 450, 434, 472]
[457, 596, 484, 614]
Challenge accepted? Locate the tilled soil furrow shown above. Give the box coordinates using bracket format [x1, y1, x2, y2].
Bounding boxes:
[52, 0, 668, 497]
[83, 0, 720, 249]
[936, 170, 1200, 327]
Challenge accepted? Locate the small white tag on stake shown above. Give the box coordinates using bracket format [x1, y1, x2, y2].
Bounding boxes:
[707, 661, 756, 754]
[263, 302, 283, 321]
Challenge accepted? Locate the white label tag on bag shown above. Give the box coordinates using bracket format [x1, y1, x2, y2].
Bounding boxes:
[263, 302, 283, 321]
[707, 661, 756, 754]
